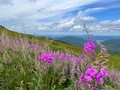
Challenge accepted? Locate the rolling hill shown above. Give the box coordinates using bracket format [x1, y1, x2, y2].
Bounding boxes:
[0, 25, 120, 69]
[55, 36, 86, 46]
[54, 35, 120, 56]
[101, 39, 120, 55]
[0, 25, 83, 55]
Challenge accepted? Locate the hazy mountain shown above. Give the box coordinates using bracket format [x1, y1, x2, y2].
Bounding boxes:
[54, 35, 120, 55]
[55, 36, 86, 46]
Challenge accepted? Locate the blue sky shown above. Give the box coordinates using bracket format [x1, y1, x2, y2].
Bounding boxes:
[0, 0, 120, 35]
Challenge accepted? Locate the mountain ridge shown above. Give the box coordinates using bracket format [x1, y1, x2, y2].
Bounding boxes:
[55, 36, 86, 46]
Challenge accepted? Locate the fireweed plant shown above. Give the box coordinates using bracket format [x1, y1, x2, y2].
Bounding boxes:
[0, 31, 120, 90]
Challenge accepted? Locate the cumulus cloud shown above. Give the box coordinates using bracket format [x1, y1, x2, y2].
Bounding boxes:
[0, 0, 99, 25]
[74, 16, 96, 24]
[72, 25, 82, 29]
[69, 25, 84, 32]
[100, 19, 120, 26]
[88, 19, 120, 34]
[0, 0, 120, 35]
[74, 11, 96, 24]
[56, 19, 74, 30]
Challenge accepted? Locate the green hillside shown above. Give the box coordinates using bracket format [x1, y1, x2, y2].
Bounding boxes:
[0, 25, 83, 55]
[101, 39, 120, 55]
[55, 36, 86, 46]
[0, 25, 120, 90]
[0, 25, 120, 69]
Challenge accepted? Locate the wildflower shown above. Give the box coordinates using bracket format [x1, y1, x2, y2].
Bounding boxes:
[109, 73, 116, 79]
[74, 80, 78, 88]
[95, 68, 108, 84]
[29, 44, 34, 48]
[100, 68, 108, 77]
[24, 40, 30, 45]
[11, 48, 16, 52]
[38, 53, 47, 62]
[35, 45, 41, 51]
[64, 65, 68, 71]
[16, 40, 20, 45]
[84, 67, 98, 81]
[38, 53, 53, 64]
[9, 38, 14, 44]
[79, 73, 84, 83]
[83, 40, 95, 60]
[47, 54, 53, 64]
[87, 82, 93, 89]
[96, 73, 104, 84]
[70, 68, 75, 74]
[83, 40, 95, 54]
[95, 85, 99, 90]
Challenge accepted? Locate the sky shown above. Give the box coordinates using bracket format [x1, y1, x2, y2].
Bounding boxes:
[0, 0, 120, 35]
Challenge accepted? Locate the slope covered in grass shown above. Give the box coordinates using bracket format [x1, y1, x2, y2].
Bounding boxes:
[0, 25, 120, 89]
[0, 26, 83, 55]
[101, 39, 120, 55]
[0, 25, 120, 70]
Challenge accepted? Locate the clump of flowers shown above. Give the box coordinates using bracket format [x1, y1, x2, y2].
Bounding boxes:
[83, 40, 95, 54]
[83, 40, 95, 60]
[74, 30, 109, 90]
[38, 53, 53, 64]
[75, 67, 108, 89]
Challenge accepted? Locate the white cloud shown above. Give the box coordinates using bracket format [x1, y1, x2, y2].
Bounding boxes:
[84, 7, 105, 13]
[74, 11, 96, 24]
[88, 19, 120, 34]
[0, 0, 99, 25]
[56, 19, 74, 30]
[100, 19, 120, 26]
[74, 16, 96, 24]
[72, 25, 82, 29]
[69, 25, 83, 32]
[0, 0, 120, 35]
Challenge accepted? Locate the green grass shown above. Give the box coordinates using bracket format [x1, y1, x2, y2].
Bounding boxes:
[0, 26, 120, 89]
[108, 55, 120, 70]
[0, 26, 120, 70]
[0, 26, 83, 55]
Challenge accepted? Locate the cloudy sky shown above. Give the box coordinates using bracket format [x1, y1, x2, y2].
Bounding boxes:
[0, 0, 120, 35]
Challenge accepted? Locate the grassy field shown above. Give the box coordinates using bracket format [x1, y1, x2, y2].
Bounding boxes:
[0, 26, 120, 89]
[0, 26, 83, 55]
[0, 26, 120, 70]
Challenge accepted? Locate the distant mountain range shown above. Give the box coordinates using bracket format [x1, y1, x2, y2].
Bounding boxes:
[53, 36, 120, 55]
[55, 36, 86, 46]
[91, 36, 120, 41]
[39, 34, 120, 41]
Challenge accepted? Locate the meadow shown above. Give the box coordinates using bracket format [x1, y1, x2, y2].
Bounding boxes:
[0, 26, 120, 90]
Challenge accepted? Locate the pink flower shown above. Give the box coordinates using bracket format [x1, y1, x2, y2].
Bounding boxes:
[16, 40, 20, 45]
[35, 45, 41, 51]
[38, 53, 53, 64]
[79, 73, 84, 83]
[84, 67, 98, 81]
[83, 40, 95, 60]
[100, 68, 108, 77]
[96, 73, 104, 84]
